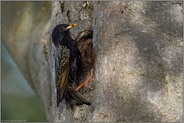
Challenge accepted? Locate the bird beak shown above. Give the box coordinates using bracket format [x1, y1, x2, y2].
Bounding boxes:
[65, 23, 78, 30]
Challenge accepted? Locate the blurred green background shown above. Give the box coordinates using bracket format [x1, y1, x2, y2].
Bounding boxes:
[1, 1, 52, 122]
[1, 42, 47, 122]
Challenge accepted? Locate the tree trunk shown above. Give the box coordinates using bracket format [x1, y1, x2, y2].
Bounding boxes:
[2, 1, 183, 122]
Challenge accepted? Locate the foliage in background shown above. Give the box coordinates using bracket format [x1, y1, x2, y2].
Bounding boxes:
[1, 42, 47, 122]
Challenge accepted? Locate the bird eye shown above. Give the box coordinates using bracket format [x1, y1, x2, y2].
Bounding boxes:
[61, 27, 64, 30]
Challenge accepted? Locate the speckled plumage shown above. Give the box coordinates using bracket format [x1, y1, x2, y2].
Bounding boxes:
[51, 24, 91, 107]
[55, 45, 70, 105]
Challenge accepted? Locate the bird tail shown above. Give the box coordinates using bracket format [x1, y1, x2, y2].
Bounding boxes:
[65, 88, 91, 109]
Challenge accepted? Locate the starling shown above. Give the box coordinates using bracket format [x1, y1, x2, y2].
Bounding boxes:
[51, 24, 91, 107]
[76, 30, 94, 68]
[75, 30, 95, 91]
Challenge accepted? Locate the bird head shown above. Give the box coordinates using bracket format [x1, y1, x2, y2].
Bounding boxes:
[52, 24, 78, 47]
[53, 24, 78, 35]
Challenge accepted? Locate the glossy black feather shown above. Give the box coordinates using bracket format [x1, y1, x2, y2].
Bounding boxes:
[51, 24, 91, 107]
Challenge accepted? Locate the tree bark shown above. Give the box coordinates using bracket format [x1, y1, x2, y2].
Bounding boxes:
[2, 1, 183, 122]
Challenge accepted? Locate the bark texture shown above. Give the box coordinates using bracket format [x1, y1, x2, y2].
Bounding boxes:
[2, 1, 183, 122]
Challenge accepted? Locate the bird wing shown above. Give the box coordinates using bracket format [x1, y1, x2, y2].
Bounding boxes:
[76, 30, 94, 66]
[55, 45, 70, 106]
